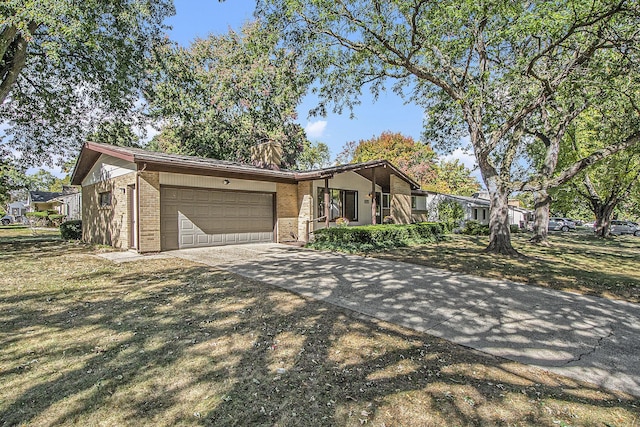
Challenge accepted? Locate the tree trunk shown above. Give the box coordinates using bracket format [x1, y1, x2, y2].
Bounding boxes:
[485, 187, 519, 255]
[0, 22, 37, 104]
[593, 203, 616, 237]
[529, 190, 551, 245]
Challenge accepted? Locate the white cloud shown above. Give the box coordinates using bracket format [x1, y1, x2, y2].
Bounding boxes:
[442, 148, 477, 171]
[304, 120, 327, 139]
[442, 148, 485, 187]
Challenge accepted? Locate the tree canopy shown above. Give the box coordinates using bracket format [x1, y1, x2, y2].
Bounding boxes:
[340, 131, 480, 195]
[296, 140, 330, 170]
[1, 0, 174, 165]
[258, 0, 640, 253]
[145, 20, 311, 167]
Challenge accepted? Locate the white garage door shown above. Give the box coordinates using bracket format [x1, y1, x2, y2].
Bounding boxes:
[160, 186, 274, 250]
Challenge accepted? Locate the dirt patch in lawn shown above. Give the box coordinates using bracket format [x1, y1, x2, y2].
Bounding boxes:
[371, 233, 640, 303]
[1, 232, 638, 426]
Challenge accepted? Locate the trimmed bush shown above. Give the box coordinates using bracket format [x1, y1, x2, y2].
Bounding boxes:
[510, 224, 521, 234]
[437, 199, 465, 232]
[60, 220, 82, 240]
[26, 211, 49, 218]
[460, 220, 490, 235]
[308, 222, 444, 253]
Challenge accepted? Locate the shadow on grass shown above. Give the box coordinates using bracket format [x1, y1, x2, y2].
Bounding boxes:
[1, 237, 638, 425]
[374, 233, 640, 303]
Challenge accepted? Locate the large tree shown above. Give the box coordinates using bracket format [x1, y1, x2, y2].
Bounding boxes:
[258, 0, 640, 254]
[145, 20, 310, 167]
[344, 131, 480, 195]
[351, 131, 439, 187]
[521, 52, 640, 244]
[0, 0, 174, 165]
[296, 140, 330, 170]
[550, 98, 640, 236]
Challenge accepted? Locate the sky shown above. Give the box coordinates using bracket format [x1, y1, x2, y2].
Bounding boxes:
[165, 0, 480, 178]
[28, 0, 479, 181]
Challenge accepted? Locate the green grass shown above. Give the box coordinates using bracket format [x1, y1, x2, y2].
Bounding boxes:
[1, 229, 639, 426]
[372, 232, 640, 303]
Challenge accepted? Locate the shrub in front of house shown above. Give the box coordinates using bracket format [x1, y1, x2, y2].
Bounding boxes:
[60, 220, 82, 240]
[26, 211, 65, 227]
[460, 220, 490, 235]
[308, 222, 444, 253]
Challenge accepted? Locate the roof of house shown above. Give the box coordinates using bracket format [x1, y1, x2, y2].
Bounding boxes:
[71, 141, 420, 190]
[29, 191, 63, 203]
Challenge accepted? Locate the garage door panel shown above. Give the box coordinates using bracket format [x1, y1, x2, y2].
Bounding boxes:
[161, 186, 274, 250]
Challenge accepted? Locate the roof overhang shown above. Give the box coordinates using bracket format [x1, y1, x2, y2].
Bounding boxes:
[71, 141, 299, 185]
[295, 160, 420, 192]
[71, 142, 420, 190]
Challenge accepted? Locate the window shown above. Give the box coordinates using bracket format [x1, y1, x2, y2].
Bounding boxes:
[317, 188, 358, 221]
[411, 196, 417, 209]
[382, 193, 390, 209]
[99, 191, 112, 207]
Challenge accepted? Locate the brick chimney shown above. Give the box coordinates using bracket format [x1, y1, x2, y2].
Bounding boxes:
[251, 140, 283, 170]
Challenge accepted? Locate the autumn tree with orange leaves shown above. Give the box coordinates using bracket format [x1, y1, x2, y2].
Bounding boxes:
[340, 131, 480, 196]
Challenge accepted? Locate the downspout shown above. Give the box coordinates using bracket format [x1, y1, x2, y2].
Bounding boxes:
[324, 178, 330, 228]
[371, 168, 377, 225]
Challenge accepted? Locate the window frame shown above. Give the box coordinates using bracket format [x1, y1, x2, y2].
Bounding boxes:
[99, 191, 112, 208]
[317, 187, 358, 222]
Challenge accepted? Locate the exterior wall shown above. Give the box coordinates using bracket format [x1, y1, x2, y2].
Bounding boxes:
[276, 182, 298, 243]
[82, 154, 136, 186]
[82, 172, 136, 249]
[32, 201, 61, 213]
[390, 175, 412, 224]
[138, 171, 161, 253]
[297, 181, 314, 242]
[411, 195, 431, 223]
[311, 171, 382, 230]
[159, 172, 277, 192]
[59, 192, 82, 220]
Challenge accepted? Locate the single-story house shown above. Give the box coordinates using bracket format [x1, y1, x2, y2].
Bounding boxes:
[70, 141, 420, 252]
[7, 201, 27, 219]
[411, 190, 533, 228]
[28, 191, 63, 213]
[55, 187, 82, 220]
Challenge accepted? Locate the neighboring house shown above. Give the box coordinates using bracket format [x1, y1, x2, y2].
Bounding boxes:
[71, 141, 419, 252]
[7, 201, 27, 219]
[27, 191, 63, 213]
[55, 186, 82, 220]
[411, 190, 533, 228]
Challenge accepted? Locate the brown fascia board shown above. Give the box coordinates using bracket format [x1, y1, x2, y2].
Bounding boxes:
[71, 141, 298, 185]
[72, 142, 419, 188]
[133, 152, 298, 183]
[294, 160, 421, 190]
[70, 141, 137, 185]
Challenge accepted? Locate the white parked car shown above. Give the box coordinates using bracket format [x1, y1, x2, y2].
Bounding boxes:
[1, 215, 15, 225]
[548, 217, 575, 232]
[610, 220, 640, 236]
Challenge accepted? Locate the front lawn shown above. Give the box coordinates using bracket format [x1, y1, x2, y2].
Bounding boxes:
[1, 231, 638, 425]
[372, 233, 640, 303]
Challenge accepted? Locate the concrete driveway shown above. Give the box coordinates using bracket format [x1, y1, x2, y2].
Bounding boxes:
[167, 243, 640, 398]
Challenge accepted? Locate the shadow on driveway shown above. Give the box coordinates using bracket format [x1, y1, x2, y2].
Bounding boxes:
[168, 243, 640, 398]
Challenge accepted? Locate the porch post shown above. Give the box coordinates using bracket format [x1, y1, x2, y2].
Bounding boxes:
[324, 178, 330, 228]
[371, 168, 377, 225]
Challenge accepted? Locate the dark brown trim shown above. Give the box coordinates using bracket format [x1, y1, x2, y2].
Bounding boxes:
[72, 141, 419, 190]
